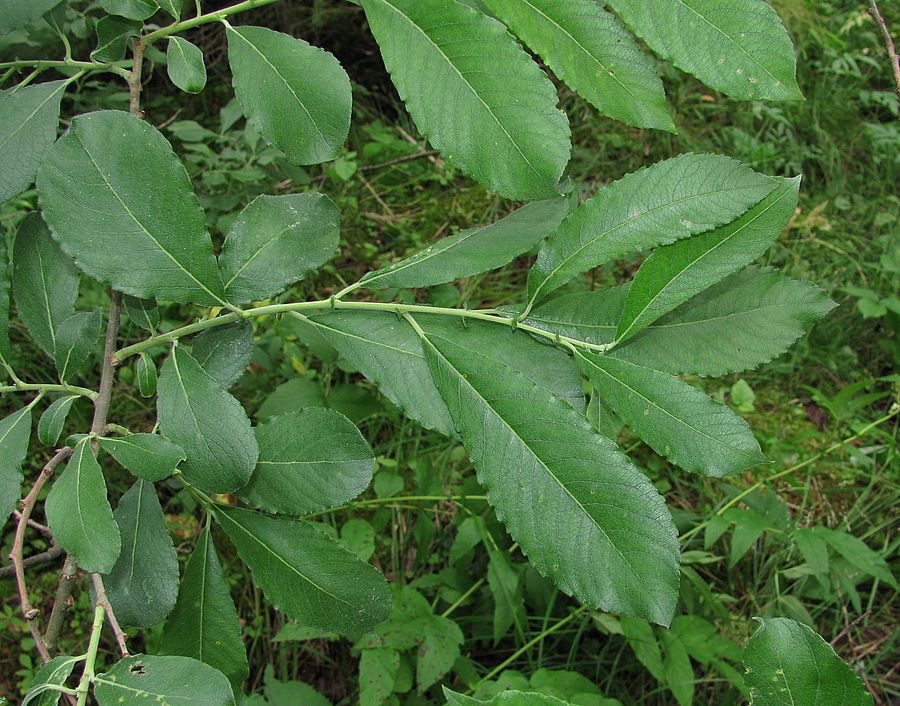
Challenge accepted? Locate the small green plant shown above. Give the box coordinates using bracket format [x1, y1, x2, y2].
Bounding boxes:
[0, 1, 890, 704]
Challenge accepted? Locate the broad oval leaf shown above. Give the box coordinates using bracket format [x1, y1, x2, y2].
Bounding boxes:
[240, 408, 375, 515]
[94, 654, 235, 706]
[104, 480, 179, 627]
[226, 24, 352, 165]
[0, 407, 32, 525]
[191, 321, 254, 388]
[361, 197, 569, 290]
[37, 110, 226, 305]
[214, 505, 391, 634]
[616, 176, 801, 342]
[99, 0, 157, 21]
[219, 193, 340, 304]
[45, 438, 121, 573]
[91, 16, 141, 63]
[167, 36, 208, 94]
[420, 326, 679, 625]
[12, 213, 79, 357]
[577, 353, 767, 477]
[157, 347, 258, 492]
[161, 526, 249, 690]
[606, 0, 802, 101]
[361, 0, 571, 200]
[526, 154, 776, 308]
[0, 80, 66, 203]
[100, 433, 186, 482]
[38, 395, 78, 446]
[54, 309, 101, 380]
[481, 0, 673, 131]
[743, 618, 873, 706]
[0, 0, 62, 35]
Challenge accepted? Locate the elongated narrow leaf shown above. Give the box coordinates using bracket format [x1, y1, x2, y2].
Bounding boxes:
[606, 0, 802, 101]
[814, 528, 897, 588]
[12, 213, 78, 357]
[487, 551, 525, 643]
[743, 618, 873, 705]
[240, 408, 374, 515]
[37, 110, 226, 305]
[0, 237, 9, 364]
[616, 177, 801, 342]
[124, 295, 159, 332]
[0, 80, 66, 203]
[361, 197, 569, 290]
[104, 480, 178, 627]
[227, 24, 352, 165]
[94, 655, 235, 706]
[22, 655, 80, 706]
[45, 438, 121, 573]
[191, 321, 253, 388]
[161, 526, 248, 689]
[0, 0, 61, 34]
[578, 353, 766, 476]
[482, 0, 673, 131]
[0, 407, 31, 524]
[136, 352, 157, 397]
[361, 0, 570, 200]
[54, 310, 101, 380]
[157, 348, 257, 492]
[167, 36, 207, 93]
[420, 328, 679, 624]
[100, 433, 185, 482]
[214, 505, 391, 634]
[219, 193, 340, 304]
[526, 154, 776, 308]
[38, 395, 77, 446]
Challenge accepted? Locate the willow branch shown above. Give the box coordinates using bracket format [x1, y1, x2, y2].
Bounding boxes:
[142, 0, 281, 43]
[44, 555, 79, 655]
[0, 545, 63, 579]
[91, 574, 129, 658]
[0, 382, 98, 400]
[869, 0, 900, 96]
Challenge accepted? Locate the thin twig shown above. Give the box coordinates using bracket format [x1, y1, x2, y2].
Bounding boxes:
[126, 39, 145, 119]
[90, 292, 123, 436]
[360, 149, 441, 172]
[9, 447, 73, 664]
[44, 555, 79, 655]
[0, 545, 64, 579]
[91, 574, 129, 658]
[869, 0, 900, 96]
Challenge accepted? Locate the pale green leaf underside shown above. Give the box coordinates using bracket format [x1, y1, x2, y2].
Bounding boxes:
[422, 328, 679, 625]
[161, 526, 249, 689]
[0, 80, 66, 203]
[743, 618, 873, 706]
[606, 0, 802, 101]
[617, 176, 801, 342]
[167, 36, 208, 94]
[227, 24, 352, 165]
[578, 353, 767, 477]
[37, 110, 225, 306]
[482, 0, 674, 131]
[214, 505, 391, 634]
[522, 266, 835, 377]
[45, 438, 121, 574]
[94, 655, 235, 706]
[0, 407, 32, 525]
[361, 0, 570, 200]
[527, 153, 776, 307]
[240, 407, 375, 515]
[361, 197, 568, 290]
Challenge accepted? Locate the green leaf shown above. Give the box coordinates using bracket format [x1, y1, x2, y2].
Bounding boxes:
[12, 213, 79, 357]
[621, 615, 665, 681]
[99, 0, 157, 20]
[226, 24, 352, 165]
[360, 648, 400, 706]
[214, 505, 391, 634]
[793, 527, 830, 580]
[577, 353, 766, 476]
[94, 654, 236, 706]
[487, 550, 525, 643]
[0, 80, 66, 203]
[45, 438, 121, 573]
[22, 655, 79, 706]
[814, 528, 897, 588]
[361, 197, 569, 290]
[660, 630, 694, 706]
[259, 665, 332, 706]
[416, 615, 464, 691]
[0, 407, 32, 524]
[743, 618, 873, 705]
[191, 321, 253, 388]
[361, 0, 570, 200]
[124, 296, 159, 332]
[100, 433, 185, 482]
[0, 237, 8, 364]
[420, 326, 679, 624]
[444, 689, 573, 705]
[37, 110, 226, 306]
[255, 377, 326, 421]
[606, 0, 802, 101]
[240, 408, 375, 515]
[104, 480, 178, 627]
[616, 176, 801, 342]
[0, 0, 62, 34]
[527, 154, 776, 307]
[481, 0, 673, 131]
[218, 193, 340, 304]
[91, 15, 141, 62]
[156, 0, 182, 19]
[161, 526, 249, 690]
[38, 395, 77, 446]
[157, 348, 257, 492]
[167, 36, 207, 93]
[340, 518, 376, 562]
[54, 310, 101, 380]
[136, 352, 157, 397]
